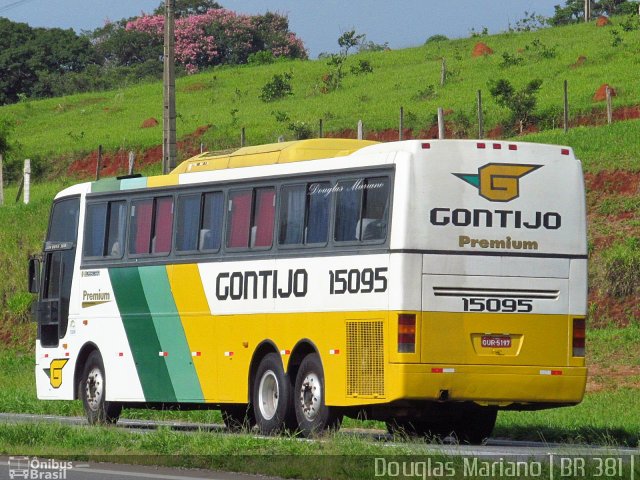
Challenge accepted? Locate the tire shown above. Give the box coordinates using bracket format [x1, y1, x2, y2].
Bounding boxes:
[221, 403, 255, 432]
[79, 350, 121, 425]
[293, 353, 341, 437]
[252, 353, 292, 435]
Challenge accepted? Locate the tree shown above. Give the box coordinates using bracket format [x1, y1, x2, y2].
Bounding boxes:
[153, 0, 222, 18]
[489, 79, 543, 130]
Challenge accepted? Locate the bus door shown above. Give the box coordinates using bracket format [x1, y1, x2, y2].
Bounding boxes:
[32, 197, 80, 347]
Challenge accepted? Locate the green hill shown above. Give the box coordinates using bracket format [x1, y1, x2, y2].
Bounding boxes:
[0, 18, 638, 340]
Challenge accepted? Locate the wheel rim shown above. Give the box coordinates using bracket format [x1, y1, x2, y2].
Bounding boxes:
[258, 369, 279, 421]
[85, 367, 103, 412]
[299, 371, 321, 422]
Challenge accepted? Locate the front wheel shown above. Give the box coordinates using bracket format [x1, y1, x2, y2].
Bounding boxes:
[80, 350, 121, 425]
[252, 353, 292, 434]
[294, 353, 341, 437]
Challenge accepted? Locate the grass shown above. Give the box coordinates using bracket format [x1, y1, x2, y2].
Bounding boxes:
[1, 19, 640, 178]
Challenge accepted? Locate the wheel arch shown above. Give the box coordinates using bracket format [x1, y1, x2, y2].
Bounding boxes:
[73, 342, 99, 400]
[247, 340, 280, 403]
[286, 338, 319, 384]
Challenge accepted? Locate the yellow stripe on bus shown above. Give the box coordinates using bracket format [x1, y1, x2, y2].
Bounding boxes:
[166, 264, 218, 400]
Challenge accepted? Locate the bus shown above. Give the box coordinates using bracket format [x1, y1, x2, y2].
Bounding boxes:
[29, 138, 588, 443]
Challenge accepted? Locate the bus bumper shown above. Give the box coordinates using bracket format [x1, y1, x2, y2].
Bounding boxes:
[386, 364, 587, 407]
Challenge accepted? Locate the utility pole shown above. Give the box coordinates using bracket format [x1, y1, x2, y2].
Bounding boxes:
[584, 0, 591, 22]
[162, 0, 177, 174]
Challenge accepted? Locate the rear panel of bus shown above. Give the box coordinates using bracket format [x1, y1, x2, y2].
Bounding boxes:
[388, 140, 587, 408]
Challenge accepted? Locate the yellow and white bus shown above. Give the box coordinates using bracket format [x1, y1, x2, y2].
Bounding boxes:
[30, 138, 587, 442]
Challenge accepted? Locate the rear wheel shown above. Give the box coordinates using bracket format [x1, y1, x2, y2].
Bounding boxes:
[294, 353, 341, 437]
[452, 405, 497, 445]
[252, 353, 292, 434]
[80, 351, 121, 425]
[220, 404, 255, 432]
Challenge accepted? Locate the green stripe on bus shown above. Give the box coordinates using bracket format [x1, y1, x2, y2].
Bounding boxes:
[120, 177, 147, 190]
[108, 267, 177, 403]
[91, 179, 121, 193]
[138, 266, 204, 402]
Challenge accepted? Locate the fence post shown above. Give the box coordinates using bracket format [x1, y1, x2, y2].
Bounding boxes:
[440, 58, 447, 86]
[240, 128, 246, 147]
[95, 145, 102, 181]
[0, 153, 4, 206]
[399, 106, 404, 141]
[606, 86, 613, 125]
[278, 135, 285, 143]
[563, 80, 569, 133]
[477, 90, 484, 139]
[128, 151, 135, 175]
[23, 159, 30, 205]
[437, 108, 445, 139]
[357, 120, 363, 140]
[319, 119, 323, 138]
[200, 142, 205, 153]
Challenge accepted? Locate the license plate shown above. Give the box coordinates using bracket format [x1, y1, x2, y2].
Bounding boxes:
[481, 335, 512, 348]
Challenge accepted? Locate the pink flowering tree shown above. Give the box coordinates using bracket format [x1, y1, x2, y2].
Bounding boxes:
[125, 8, 307, 73]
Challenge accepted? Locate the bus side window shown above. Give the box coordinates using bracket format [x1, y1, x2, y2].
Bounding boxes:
[83, 203, 107, 257]
[201, 192, 223, 251]
[334, 177, 389, 242]
[360, 177, 389, 241]
[107, 201, 126, 257]
[227, 188, 275, 249]
[334, 180, 362, 242]
[129, 199, 153, 255]
[306, 182, 330, 244]
[279, 185, 305, 245]
[176, 194, 201, 252]
[152, 196, 174, 254]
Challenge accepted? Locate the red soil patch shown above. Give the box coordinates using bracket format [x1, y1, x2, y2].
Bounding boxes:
[589, 291, 640, 328]
[570, 55, 587, 69]
[596, 16, 611, 27]
[67, 125, 212, 178]
[585, 170, 639, 195]
[593, 83, 616, 102]
[587, 365, 640, 392]
[612, 105, 640, 121]
[471, 42, 493, 57]
[182, 82, 207, 93]
[140, 117, 159, 128]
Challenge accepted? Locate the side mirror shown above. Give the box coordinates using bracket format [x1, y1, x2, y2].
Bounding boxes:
[28, 256, 41, 294]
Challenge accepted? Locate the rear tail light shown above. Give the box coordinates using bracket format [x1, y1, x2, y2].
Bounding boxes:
[398, 314, 416, 353]
[572, 318, 585, 357]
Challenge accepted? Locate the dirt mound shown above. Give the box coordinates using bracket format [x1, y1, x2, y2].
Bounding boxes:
[593, 83, 616, 102]
[585, 170, 639, 195]
[571, 55, 587, 69]
[140, 117, 159, 128]
[472, 42, 493, 57]
[596, 16, 611, 27]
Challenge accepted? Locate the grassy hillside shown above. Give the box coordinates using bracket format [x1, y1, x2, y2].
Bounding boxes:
[1, 19, 640, 177]
[0, 18, 638, 341]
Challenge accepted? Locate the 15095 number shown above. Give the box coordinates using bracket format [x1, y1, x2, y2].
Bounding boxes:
[329, 267, 388, 294]
[462, 297, 533, 312]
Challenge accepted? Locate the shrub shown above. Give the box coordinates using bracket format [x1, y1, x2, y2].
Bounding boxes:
[499, 52, 524, 68]
[248, 50, 275, 65]
[350, 59, 373, 75]
[489, 78, 543, 130]
[601, 238, 640, 297]
[260, 72, 293, 102]
[425, 34, 449, 44]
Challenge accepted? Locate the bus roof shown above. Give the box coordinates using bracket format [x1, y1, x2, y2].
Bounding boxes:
[171, 138, 378, 174]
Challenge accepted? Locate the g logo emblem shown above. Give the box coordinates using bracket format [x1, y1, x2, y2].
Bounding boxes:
[44, 358, 69, 388]
[454, 163, 541, 202]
